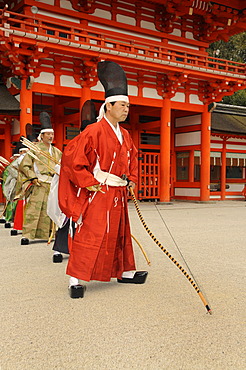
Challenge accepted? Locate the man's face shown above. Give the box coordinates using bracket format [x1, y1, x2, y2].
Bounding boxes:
[41, 131, 54, 144]
[106, 101, 129, 123]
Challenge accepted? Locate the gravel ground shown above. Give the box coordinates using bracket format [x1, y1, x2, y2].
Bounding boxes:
[0, 201, 245, 370]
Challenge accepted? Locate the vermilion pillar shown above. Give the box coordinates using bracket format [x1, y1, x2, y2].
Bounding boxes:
[130, 110, 139, 150]
[53, 96, 64, 151]
[129, 110, 139, 197]
[200, 107, 211, 201]
[4, 121, 11, 160]
[80, 86, 91, 113]
[220, 138, 227, 200]
[159, 98, 171, 202]
[19, 78, 32, 137]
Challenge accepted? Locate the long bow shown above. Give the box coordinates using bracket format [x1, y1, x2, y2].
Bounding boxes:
[129, 187, 212, 314]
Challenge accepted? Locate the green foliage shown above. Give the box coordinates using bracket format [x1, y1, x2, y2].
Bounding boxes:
[208, 32, 246, 63]
[207, 32, 246, 106]
[222, 90, 246, 106]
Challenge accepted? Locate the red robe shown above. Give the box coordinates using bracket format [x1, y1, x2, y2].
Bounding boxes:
[59, 118, 138, 282]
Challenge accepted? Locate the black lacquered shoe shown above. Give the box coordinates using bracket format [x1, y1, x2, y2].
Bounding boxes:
[0, 219, 6, 224]
[117, 271, 148, 284]
[11, 229, 18, 236]
[21, 237, 29, 245]
[69, 285, 86, 299]
[53, 254, 63, 263]
[4, 222, 11, 228]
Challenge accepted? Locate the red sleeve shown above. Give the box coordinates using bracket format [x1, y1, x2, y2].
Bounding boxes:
[127, 136, 138, 184]
[60, 131, 100, 189]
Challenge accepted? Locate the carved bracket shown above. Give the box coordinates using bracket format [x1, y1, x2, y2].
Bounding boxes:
[73, 58, 98, 88]
[70, 0, 96, 14]
[198, 80, 246, 104]
[157, 72, 188, 99]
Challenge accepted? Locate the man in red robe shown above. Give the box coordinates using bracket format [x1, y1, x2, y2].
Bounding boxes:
[59, 61, 147, 298]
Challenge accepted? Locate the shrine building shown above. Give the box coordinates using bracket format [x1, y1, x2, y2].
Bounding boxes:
[0, 0, 246, 203]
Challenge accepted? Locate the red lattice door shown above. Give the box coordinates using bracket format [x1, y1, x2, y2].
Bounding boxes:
[138, 151, 160, 200]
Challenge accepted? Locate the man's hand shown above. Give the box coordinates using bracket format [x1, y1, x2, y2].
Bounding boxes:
[127, 181, 135, 190]
[32, 178, 41, 187]
[86, 184, 104, 193]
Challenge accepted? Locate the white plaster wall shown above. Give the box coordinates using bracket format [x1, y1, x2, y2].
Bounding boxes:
[189, 94, 203, 105]
[210, 143, 223, 149]
[170, 29, 181, 37]
[211, 136, 223, 141]
[35, 72, 55, 85]
[210, 151, 221, 158]
[143, 87, 162, 99]
[175, 188, 200, 197]
[35, 0, 54, 5]
[92, 9, 111, 20]
[210, 195, 221, 199]
[38, 10, 80, 23]
[128, 85, 138, 97]
[225, 195, 244, 199]
[60, 0, 74, 10]
[141, 21, 157, 31]
[227, 144, 246, 151]
[171, 92, 185, 102]
[15, 94, 20, 102]
[226, 184, 244, 192]
[186, 32, 195, 40]
[60, 75, 81, 88]
[90, 81, 105, 92]
[175, 114, 201, 127]
[117, 14, 136, 26]
[88, 23, 161, 42]
[168, 41, 199, 50]
[175, 131, 201, 146]
[226, 153, 246, 159]
[227, 138, 246, 143]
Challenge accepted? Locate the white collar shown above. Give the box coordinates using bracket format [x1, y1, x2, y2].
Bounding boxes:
[104, 115, 123, 144]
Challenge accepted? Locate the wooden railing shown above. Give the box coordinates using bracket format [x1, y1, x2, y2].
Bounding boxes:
[0, 9, 245, 77]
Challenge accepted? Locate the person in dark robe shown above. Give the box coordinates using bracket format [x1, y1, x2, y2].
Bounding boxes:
[51, 100, 97, 263]
[59, 61, 148, 298]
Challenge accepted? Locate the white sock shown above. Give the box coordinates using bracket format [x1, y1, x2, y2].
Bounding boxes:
[53, 251, 61, 255]
[122, 271, 135, 279]
[69, 276, 79, 287]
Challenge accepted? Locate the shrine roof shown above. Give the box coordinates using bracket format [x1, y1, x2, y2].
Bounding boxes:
[212, 103, 246, 135]
[0, 83, 20, 113]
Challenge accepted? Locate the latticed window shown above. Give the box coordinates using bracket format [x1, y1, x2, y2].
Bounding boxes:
[176, 152, 189, 181]
[65, 126, 80, 140]
[226, 153, 246, 179]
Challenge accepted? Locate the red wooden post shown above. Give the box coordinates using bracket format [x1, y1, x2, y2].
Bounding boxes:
[200, 107, 211, 201]
[53, 96, 64, 151]
[160, 98, 171, 202]
[80, 86, 91, 113]
[221, 138, 227, 200]
[19, 78, 32, 137]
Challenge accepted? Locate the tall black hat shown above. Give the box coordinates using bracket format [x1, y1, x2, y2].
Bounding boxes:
[12, 141, 28, 156]
[80, 100, 97, 132]
[12, 143, 20, 156]
[97, 61, 129, 121]
[39, 112, 53, 133]
[97, 61, 128, 99]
